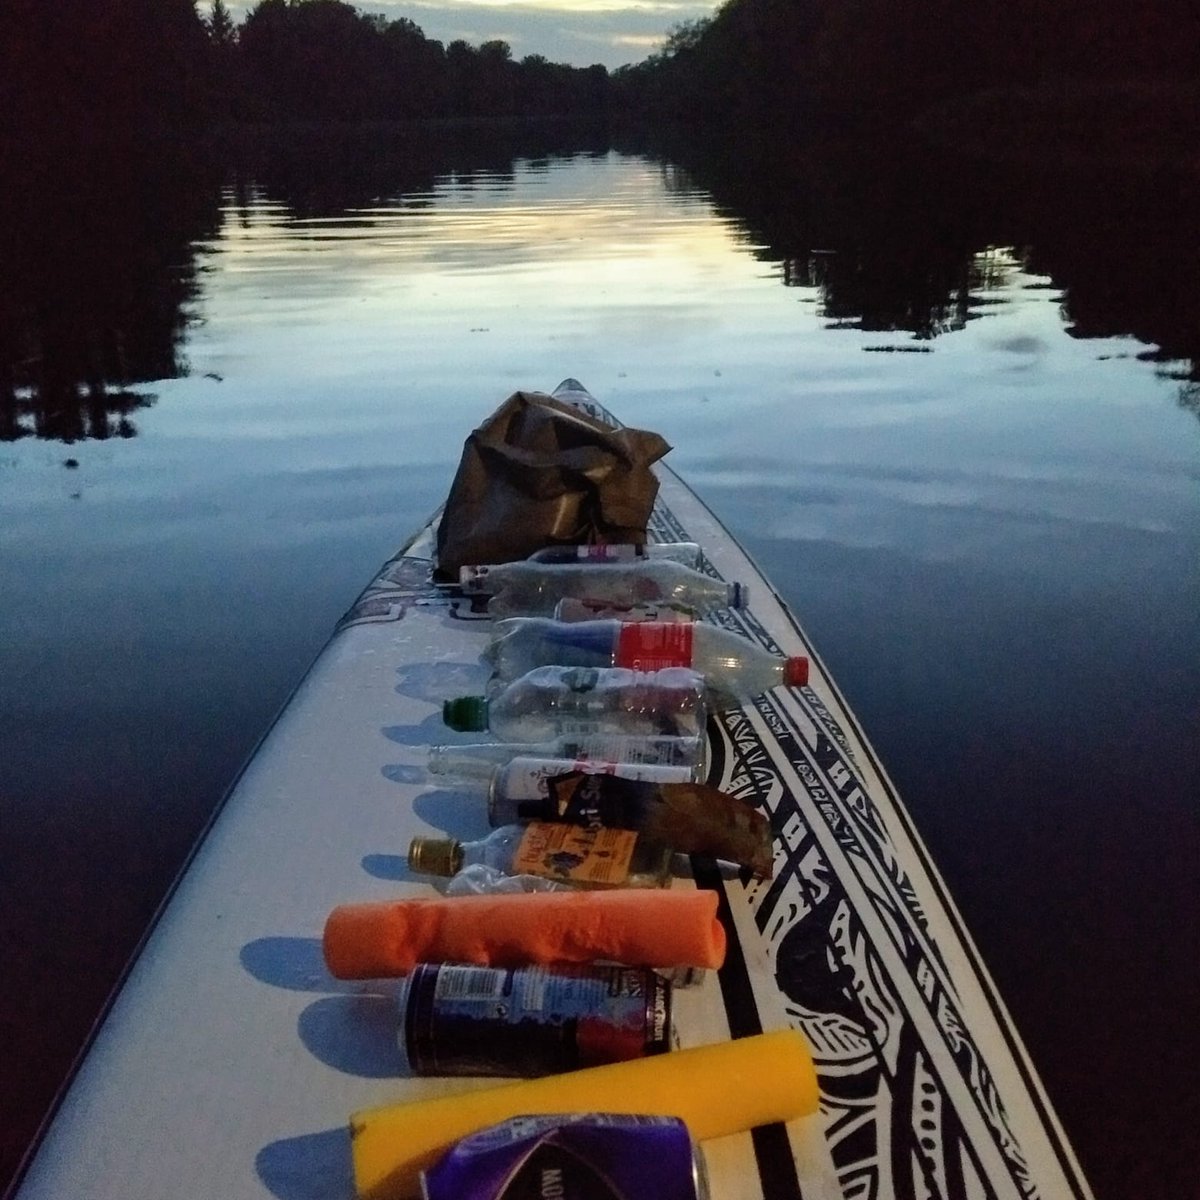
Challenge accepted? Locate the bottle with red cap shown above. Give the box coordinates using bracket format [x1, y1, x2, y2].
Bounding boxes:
[482, 618, 809, 707]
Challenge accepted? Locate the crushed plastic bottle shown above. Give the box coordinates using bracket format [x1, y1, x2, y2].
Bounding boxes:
[458, 558, 747, 619]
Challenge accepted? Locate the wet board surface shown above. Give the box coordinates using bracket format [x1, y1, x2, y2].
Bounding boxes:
[10, 385, 1093, 1200]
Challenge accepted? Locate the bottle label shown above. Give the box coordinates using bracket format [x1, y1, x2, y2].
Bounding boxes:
[496, 757, 693, 804]
[512, 821, 639, 886]
[614, 623, 695, 671]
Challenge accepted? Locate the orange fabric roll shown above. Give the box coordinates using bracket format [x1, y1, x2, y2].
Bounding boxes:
[323, 887, 726, 978]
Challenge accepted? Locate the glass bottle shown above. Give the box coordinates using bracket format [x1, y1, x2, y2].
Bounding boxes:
[408, 820, 673, 890]
[484, 756, 694, 810]
[486, 769, 776, 880]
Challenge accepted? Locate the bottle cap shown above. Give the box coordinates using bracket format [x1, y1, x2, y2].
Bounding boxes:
[784, 657, 809, 687]
[458, 565, 491, 593]
[728, 581, 750, 608]
[408, 837, 464, 877]
[443, 695, 489, 731]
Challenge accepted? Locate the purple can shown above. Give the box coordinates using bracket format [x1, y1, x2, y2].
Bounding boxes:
[421, 1113, 709, 1200]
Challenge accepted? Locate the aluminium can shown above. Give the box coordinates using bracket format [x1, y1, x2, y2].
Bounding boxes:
[397, 963, 672, 1077]
[421, 1113, 709, 1200]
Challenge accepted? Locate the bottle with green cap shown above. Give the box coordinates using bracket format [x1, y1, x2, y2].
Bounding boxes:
[458, 558, 747, 619]
[408, 821, 674, 890]
[441, 665, 707, 743]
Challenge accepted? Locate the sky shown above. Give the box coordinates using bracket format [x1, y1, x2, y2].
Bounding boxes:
[225, 0, 718, 71]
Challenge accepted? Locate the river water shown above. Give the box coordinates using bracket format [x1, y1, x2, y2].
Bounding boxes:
[1, 125, 1197, 1198]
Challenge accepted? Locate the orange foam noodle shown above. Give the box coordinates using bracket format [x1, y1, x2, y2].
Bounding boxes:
[349, 1029, 820, 1199]
[323, 887, 726, 978]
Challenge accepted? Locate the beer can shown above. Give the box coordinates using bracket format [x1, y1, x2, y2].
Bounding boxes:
[421, 1113, 709, 1200]
[397, 963, 672, 1077]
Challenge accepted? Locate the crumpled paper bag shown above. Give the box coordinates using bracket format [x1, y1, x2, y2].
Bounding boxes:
[434, 390, 671, 580]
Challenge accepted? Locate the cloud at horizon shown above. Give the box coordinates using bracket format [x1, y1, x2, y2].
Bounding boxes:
[223, 0, 717, 71]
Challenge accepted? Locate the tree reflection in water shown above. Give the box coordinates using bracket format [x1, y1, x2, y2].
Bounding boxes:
[0, 131, 223, 442]
[621, 123, 1200, 393]
[2, 119, 1197, 447]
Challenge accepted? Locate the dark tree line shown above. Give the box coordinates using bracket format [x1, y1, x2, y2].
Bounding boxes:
[613, 0, 1200, 128]
[1, 0, 613, 134]
[7, 0, 1197, 136]
[225, 0, 606, 121]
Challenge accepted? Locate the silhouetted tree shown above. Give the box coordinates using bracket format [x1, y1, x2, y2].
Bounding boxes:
[1, 0, 210, 134]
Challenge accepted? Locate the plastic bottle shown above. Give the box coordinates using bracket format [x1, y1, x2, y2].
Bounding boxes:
[483, 618, 809, 707]
[458, 559, 747, 619]
[408, 820, 673, 889]
[428, 733, 707, 780]
[552, 597, 692, 623]
[526, 542, 703, 569]
[442, 665, 707, 743]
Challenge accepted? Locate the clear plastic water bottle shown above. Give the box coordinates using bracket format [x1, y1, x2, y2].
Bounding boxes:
[458, 558, 747, 619]
[526, 542, 703, 569]
[428, 734, 708, 780]
[408, 821, 673, 889]
[427, 734, 705, 782]
[483, 618, 809, 707]
[552, 597, 692, 623]
[441, 666, 707, 743]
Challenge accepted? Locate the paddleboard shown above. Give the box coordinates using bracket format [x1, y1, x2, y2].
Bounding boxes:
[7, 381, 1093, 1200]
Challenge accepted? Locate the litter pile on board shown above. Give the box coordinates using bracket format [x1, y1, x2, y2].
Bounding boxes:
[320, 386, 819, 1200]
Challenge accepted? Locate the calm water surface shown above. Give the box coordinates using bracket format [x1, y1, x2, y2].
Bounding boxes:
[1, 130, 1197, 1198]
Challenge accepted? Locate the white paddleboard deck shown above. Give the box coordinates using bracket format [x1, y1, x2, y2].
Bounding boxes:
[10, 385, 1092, 1200]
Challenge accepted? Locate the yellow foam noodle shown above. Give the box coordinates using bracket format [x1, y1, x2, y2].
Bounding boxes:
[349, 1028, 819, 1199]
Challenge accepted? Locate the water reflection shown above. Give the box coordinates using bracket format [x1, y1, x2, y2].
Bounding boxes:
[0, 134, 224, 442]
[628, 126, 1200, 387]
[4, 122, 1197, 445]
[0, 123, 622, 444]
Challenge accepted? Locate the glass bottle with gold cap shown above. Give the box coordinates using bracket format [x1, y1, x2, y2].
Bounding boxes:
[408, 820, 673, 890]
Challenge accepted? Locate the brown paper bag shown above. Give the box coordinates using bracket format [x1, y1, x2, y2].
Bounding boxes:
[434, 391, 671, 580]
